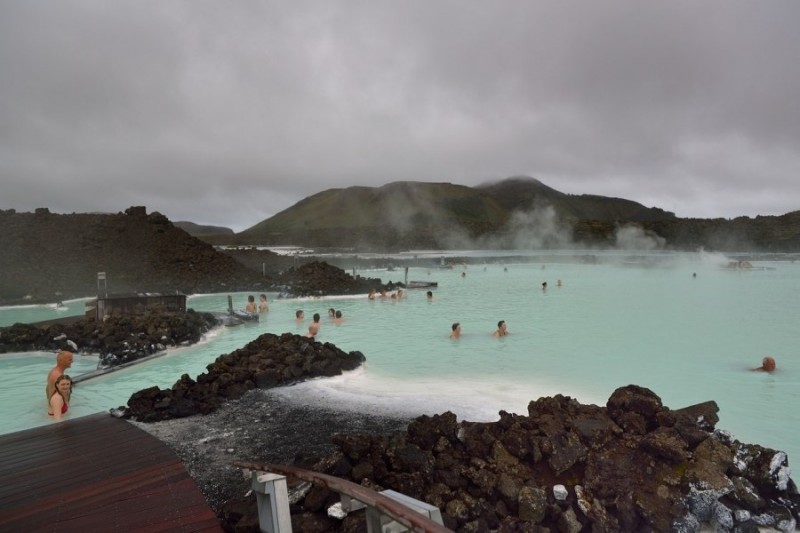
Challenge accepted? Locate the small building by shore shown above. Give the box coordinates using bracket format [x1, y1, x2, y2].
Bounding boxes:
[88, 293, 187, 321]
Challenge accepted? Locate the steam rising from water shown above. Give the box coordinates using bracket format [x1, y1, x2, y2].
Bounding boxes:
[376, 182, 679, 253]
[614, 224, 666, 250]
[506, 205, 573, 249]
[383, 186, 673, 253]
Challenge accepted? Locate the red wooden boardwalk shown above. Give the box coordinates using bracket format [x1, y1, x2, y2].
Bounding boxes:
[0, 413, 222, 532]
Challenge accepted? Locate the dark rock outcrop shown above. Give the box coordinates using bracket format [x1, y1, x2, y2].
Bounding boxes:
[0, 207, 394, 306]
[270, 261, 384, 297]
[0, 207, 269, 305]
[123, 332, 366, 422]
[223, 385, 798, 532]
[0, 308, 218, 366]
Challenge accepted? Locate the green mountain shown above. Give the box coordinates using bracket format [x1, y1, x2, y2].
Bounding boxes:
[249, 181, 506, 230]
[476, 176, 675, 222]
[223, 177, 679, 250]
[220, 181, 508, 250]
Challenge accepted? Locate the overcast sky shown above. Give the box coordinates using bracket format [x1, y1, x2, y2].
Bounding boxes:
[1, 1, 799, 232]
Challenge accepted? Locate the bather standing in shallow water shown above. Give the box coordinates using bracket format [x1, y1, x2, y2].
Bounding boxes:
[245, 295, 257, 313]
[333, 310, 345, 324]
[48, 375, 73, 421]
[306, 322, 319, 339]
[47, 350, 73, 401]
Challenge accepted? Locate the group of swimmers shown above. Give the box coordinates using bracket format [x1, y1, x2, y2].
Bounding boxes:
[327, 307, 346, 323]
[449, 319, 510, 339]
[42, 273, 777, 422]
[245, 294, 269, 314]
[293, 308, 347, 339]
[367, 288, 406, 300]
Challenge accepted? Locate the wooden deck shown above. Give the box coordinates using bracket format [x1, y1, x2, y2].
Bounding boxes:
[0, 413, 222, 532]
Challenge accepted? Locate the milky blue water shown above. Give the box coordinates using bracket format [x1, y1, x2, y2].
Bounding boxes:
[1, 251, 798, 468]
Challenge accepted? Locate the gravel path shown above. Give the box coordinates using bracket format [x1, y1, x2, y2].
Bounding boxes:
[132, 387, 414, 512]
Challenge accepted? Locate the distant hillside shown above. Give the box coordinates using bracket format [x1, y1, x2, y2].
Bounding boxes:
[226, 181, 511, 250]
[174, 221, 234, 236]
[220, 177, 687, 250]
[0, 207, 267, 305]
[207, 176, 800, 251]
[476, 177, 676, 222]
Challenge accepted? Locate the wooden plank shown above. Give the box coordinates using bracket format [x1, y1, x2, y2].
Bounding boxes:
[0, 413, 221, 532]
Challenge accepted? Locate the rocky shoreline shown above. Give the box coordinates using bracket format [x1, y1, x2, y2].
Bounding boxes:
[132, 385, 800, 533]
[118, 331, 799, 532]
[0, 307, 219, 366]
[131, 388, 414, 516]
[123, 332, 368, 422]
[0, 261, 387, 368]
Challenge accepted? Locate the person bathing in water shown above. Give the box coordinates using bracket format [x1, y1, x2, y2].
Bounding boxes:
[449, 322, 461, 339]
[245, 295, 257, 314]
[47, 350, 73, 401]
[752, 356, 776, 372]
[493, 320, 509, 337]
[48, 374, 73, 420]
[333, 310, 345, 324]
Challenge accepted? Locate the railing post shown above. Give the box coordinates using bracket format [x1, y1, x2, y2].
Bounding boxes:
[236, 461, 452, 533]
[364, 489, 445, 533]
[250, 471, 292, 533]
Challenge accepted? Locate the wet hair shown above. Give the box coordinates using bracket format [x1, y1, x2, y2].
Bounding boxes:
[452, 322, 460, 331]
[247, 295, 255, 303]
[260, 294, 267, 301]
[335, 310, 342, 318]
[313, 313, 321, 322]
[328, 308, 336, 316]
[497, 320, 505, 329]
[54, 374, 73, 392]
[426, 291, 433, 298]
[295, 310, 304, 318]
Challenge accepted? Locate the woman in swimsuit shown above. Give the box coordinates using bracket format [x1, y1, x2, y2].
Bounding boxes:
[48, 374, 73, 421]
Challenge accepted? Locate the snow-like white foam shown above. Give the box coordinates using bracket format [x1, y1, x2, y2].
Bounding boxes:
[268, 367, 603, 423]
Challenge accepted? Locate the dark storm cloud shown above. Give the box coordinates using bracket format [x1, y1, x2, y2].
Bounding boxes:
[1, 1, 799, 231]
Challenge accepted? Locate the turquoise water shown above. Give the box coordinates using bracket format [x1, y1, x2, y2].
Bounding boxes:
[1, 251, 798, 468]
[0, 298, 89, 326]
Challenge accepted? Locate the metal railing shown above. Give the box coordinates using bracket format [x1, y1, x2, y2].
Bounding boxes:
[235, 461, 451, 533]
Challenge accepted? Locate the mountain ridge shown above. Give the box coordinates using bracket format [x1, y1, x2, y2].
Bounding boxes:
[199, 176, 800, 251]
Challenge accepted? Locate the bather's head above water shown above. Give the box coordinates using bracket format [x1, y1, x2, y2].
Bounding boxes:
[753, 356, 776, 372]
[57, 350, 74, 369]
